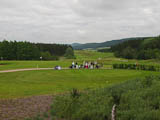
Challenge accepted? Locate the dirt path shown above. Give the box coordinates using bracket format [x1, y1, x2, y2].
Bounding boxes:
[0, 95, 53, 120]
[0, 67, 112, 73]
[0, 68, 68, 73]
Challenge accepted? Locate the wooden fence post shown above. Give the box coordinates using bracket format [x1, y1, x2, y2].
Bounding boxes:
[111, 104, 116, 120]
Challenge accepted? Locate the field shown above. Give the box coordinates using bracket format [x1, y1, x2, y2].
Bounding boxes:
[0, 50, 160, 70]
[0, 69, 159, 99]
[0, 50, 160, 120]
[0, 50, 160, 99]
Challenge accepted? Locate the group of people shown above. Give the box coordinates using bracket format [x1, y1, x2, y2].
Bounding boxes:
[70, 61, 101, 69]
[54, 61, 102, 70]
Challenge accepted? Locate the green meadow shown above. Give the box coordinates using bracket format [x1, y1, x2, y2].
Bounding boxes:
[1, 69, 160, 99]
[0, 50, 160, 99]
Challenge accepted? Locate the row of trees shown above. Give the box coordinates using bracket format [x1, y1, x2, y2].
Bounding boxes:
[111, 36, 160, 60]
[0, 40, 74, 60]
[113, 63, 159, 71]
[36, 43, 69, 56]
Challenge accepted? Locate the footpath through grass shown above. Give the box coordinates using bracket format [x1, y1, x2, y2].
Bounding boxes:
[0, 69, 159, 99]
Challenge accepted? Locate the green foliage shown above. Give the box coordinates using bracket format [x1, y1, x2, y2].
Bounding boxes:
[43, 112, 49, 118]
[0, 40, 72, 60]
[97, 48, 111, 53]
[111, 36, 160, 60]
[117, 76, 160, 120]
[0, 40, 19, 60]
[70, 88, 81, 98]
[51, 89, 113, 120]
[36, 43, 71, 56]
[16, 41, 40, 60]
[122, 47, 136, 59]
[65, 47, 76, 59]
[51, 75, 160, 120]
[113, 63, 158, 71]
[0, 40, 40, 60]
[41, 52, 59, 60]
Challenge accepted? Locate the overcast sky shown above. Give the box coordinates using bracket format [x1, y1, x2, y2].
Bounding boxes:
[0, 0, 160, 44]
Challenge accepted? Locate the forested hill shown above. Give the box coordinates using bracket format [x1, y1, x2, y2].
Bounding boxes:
[71, 37, 149, 50]
[111, 36, 160, 60]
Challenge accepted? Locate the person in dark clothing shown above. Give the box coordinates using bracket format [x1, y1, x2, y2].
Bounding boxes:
[96, 65, 99, 69]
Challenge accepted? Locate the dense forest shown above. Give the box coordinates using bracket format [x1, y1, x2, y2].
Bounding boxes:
[111, 36, 160, 60]
[0, 40, 72, 60]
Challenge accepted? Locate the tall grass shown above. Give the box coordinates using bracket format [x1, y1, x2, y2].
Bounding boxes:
[50, 75, 160, 120]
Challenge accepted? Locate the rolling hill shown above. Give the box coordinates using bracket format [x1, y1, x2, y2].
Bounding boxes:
[71, 37, 150, 50]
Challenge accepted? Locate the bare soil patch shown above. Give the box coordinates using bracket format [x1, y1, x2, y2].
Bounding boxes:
[0, 95, 53, 120]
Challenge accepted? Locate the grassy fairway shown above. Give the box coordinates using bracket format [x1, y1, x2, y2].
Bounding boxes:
[0, 69, 159, 99]
[0, 50, 160, 99]
[0, 50, 160, 71]
[75, 50, 115, 60]
[0, 51, 115, 70]
[0, 61, 72, 71]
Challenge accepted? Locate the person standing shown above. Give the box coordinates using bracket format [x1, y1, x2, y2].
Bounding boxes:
[76, 62, 79, 69]
[86, 62, 89, 69]
[72, 61, 75, 69]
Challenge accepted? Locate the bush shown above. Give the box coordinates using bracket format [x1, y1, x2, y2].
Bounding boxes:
[50, 75, 160, 120]
[41, 52, 59, 60]
[64, 47, 76, 59]
[113, 63, 158, 71]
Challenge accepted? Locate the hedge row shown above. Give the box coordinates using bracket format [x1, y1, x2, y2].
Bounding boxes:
[113, 63, 160, 71]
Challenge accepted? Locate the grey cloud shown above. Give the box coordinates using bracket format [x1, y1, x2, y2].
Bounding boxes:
[0, 0, 160, 44]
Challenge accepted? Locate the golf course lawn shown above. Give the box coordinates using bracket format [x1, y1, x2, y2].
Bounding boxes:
[0, 69, 159, 99]
[0, 50, 160, 71]
[1, 50, 160, 99]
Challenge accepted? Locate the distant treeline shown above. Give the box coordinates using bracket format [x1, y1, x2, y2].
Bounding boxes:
[0, 40, 72, 60]
[110, 36, 160, 60]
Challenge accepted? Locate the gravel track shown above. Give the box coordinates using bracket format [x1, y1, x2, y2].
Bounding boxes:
[0, 67, 111, 73]
[0, 68, 54, 73]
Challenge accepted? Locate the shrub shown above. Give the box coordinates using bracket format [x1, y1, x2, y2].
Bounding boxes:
[113, 64, 158, 72]
[50, 75, 160, 120]
[41, 51, 59, 60]
[65, 47, 76, 59]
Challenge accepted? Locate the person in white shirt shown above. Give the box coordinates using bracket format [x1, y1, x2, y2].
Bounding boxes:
[72, 61, 75, 69]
